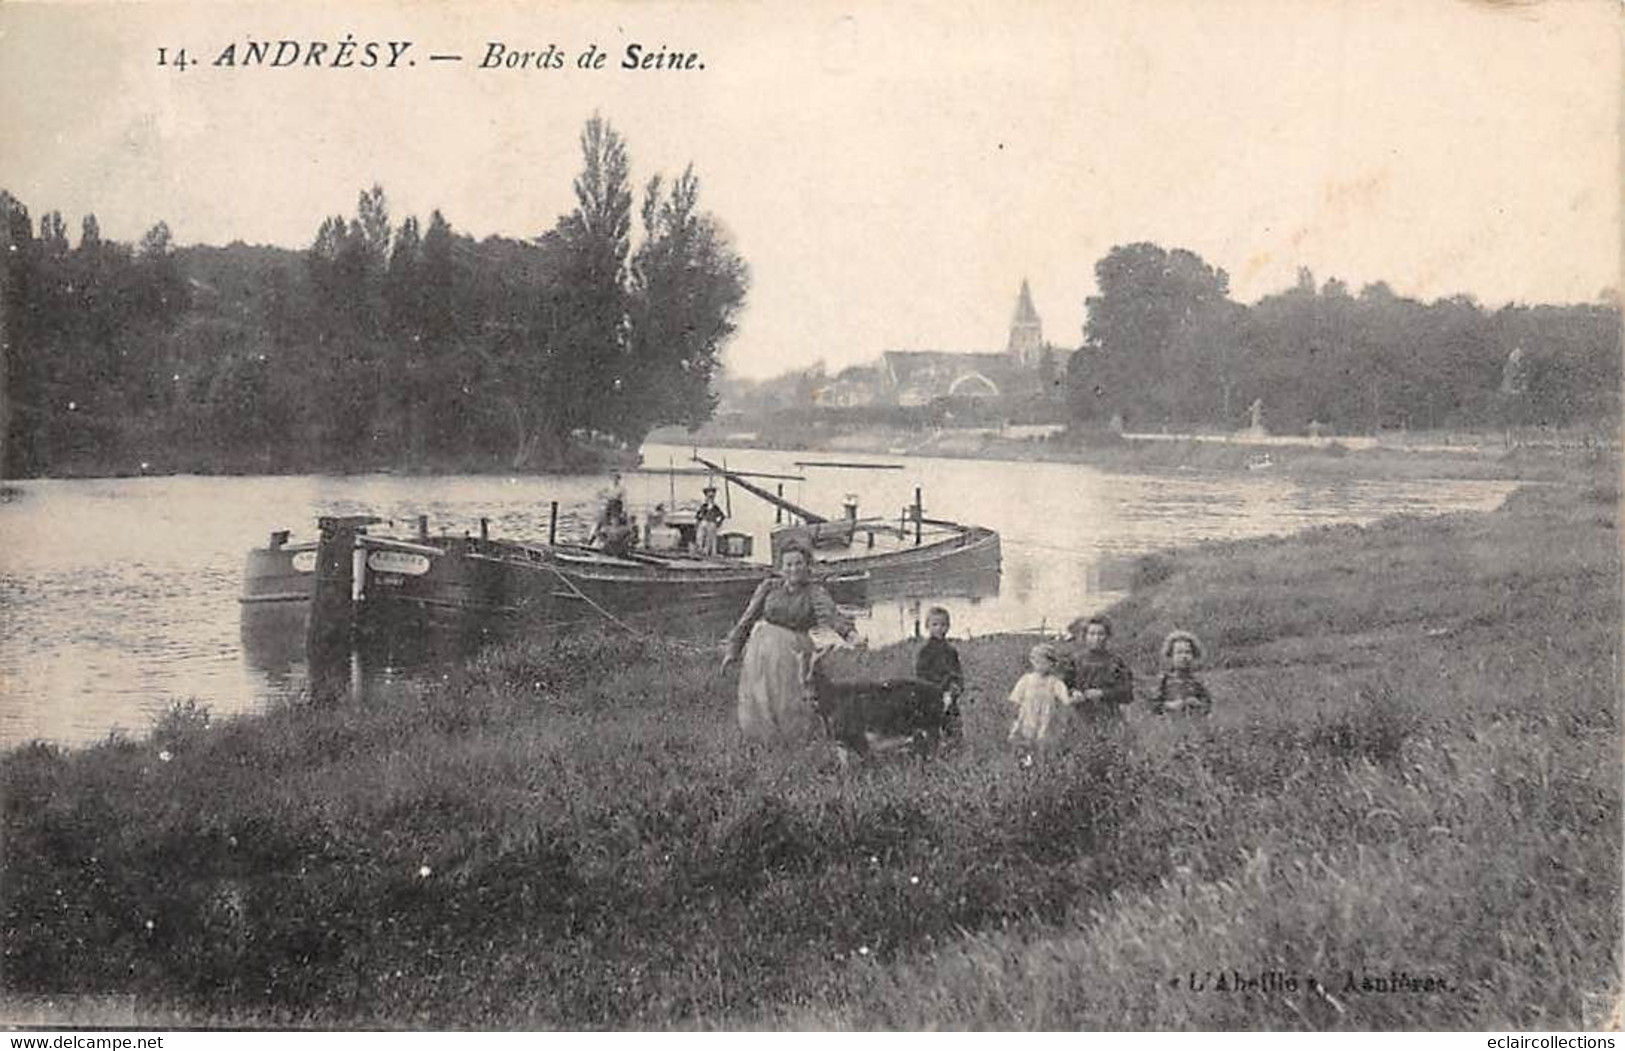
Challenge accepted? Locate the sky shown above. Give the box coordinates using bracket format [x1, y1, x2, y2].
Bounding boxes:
[1, 0, 1618, 379]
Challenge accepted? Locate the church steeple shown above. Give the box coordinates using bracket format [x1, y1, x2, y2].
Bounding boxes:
[1007, 278, 1043, 365]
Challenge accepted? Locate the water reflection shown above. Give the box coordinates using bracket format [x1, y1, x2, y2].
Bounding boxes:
[850, 565, 1004, 641]
[238, 603, 308, 692]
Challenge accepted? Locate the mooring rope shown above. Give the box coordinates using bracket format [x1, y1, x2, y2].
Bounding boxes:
[536, 558, 719, 656]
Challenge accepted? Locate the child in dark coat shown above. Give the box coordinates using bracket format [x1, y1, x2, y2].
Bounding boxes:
[915, 606, 964, 702]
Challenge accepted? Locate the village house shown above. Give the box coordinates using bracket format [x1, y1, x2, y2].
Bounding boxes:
[818, 365, 883, 408]
[880, 350, 1013, 407]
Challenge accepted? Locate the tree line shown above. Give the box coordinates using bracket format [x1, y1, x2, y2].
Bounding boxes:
[1, 116, 748, 478]
[717, 241, 1616, 442]
[1066, 243, 1619, 437]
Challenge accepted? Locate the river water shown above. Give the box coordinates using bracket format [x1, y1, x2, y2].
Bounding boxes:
[0, 443, 1517, 748]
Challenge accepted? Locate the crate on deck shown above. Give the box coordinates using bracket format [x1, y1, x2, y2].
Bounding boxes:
[718, 532, 754, 558]
[645, 525, 685, 551]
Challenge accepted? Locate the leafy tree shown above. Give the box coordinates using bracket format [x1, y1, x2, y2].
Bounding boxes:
[38, 211, 68, 257]
[1, 192, 32, 475]
[306, 215, 348, 324]
[385, 216, 422, 342]
[561, 116, 633, 425]
[384, 215, 428, 459]
[134, 221, 189, 326]
[303, 207, 385, 452]
[1075, 243, 1235, 428]
[420, 211, 456, 346]
[1034, 346, 1059, 397]
[1063, 345, 1120, 429]
[525, 115, 633, 465]
[356, 184, 392, 268]
[1, 118, 758, 477]
[621, 167, 749, 446]
[1065, 241, 1621, 439]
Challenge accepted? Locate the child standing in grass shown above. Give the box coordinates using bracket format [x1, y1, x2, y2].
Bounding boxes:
[915, 606, 964, 702]
[1062, 614, 1136, 724]
[1008, 642, 1074, 749]
[1149, 630, 1213, 716]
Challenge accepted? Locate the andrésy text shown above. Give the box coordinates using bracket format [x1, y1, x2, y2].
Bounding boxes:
[212, 37, 414, 69]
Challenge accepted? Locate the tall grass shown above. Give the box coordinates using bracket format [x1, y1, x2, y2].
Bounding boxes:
[2, 473, 1617, 1028]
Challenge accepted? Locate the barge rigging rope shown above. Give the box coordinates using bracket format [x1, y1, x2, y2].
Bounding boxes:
[536, 559, 718, 656]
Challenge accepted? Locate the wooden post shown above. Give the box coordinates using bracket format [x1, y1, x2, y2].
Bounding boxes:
[479, 517, 489, 541]
[306, 517, 361, 673]
[776, 484, 784, 525]
[418, 514, 428, 540]
[548, 501, 558, 545]
[914, 487, 923, 546]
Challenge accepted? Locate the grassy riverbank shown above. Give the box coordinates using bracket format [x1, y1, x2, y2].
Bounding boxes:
[2, 470, 1618, 1029]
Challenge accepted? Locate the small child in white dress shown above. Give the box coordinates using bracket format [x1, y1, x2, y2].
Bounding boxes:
[1008, 642, 1075, 746]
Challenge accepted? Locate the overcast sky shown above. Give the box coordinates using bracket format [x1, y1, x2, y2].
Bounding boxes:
[2, 0, 1617, 378]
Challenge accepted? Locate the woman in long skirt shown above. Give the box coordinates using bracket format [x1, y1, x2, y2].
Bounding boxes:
[721, 539, 857, 743]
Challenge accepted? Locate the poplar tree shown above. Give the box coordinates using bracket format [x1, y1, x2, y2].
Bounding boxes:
[622, 166, 748, 446]
[540, 114, 632, 456]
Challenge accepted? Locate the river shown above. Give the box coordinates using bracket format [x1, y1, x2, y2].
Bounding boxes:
[0, 443, 1517, 748]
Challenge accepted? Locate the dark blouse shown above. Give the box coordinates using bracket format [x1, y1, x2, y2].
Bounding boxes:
[1149, 671, 1212, 716]
[915, 638, 964, 696]
[725, 578, 852, 658]
[1062, 648, 1135, 718]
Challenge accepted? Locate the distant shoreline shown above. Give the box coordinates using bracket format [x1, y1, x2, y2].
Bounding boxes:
[6, 423, 1613, 485]
[0, 442, 641, 484]
[649, 423, 1615, 482]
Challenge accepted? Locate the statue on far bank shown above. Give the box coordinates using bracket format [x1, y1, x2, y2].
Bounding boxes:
[1500, 346, 1531, 396]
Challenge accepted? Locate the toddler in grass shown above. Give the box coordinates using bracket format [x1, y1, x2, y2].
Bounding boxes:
[914, 607, 967, 739]
[1008, 642, 1075, 747]
[1148, 630, 1213, 716]
[914, 606, 964, 702]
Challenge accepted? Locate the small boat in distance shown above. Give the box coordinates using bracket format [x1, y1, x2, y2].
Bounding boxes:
[242, 462, 1001, 661]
